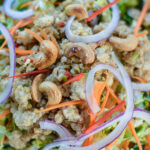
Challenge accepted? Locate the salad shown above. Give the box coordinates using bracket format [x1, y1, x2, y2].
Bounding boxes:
[0, 0, 150, 149]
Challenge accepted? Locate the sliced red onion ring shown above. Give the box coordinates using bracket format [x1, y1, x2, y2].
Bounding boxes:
[65, 0, 120, 43]
[0, 22, 16, 104]
[39, 120, 73, 139]
[3, 0, 33, 20]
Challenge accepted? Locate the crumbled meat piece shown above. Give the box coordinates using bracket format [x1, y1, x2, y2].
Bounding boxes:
[63, 105, 83, 122]
[34, 15, 54, 28]
[70, 78, 86, 100]
[54, 110, 64, 124]
[9, 131, 26, 149]
[12, 79, 32, 110]
[70, 123, 83, 136]
[11, 107, 43, 130]
[16, 30, 35, 46]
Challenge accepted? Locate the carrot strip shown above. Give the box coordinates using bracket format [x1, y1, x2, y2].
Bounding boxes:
[40, 30, 49, 40]
[1, 69, 49, 80]
[134, 0, 150, 36]
[35, 100, 85, 113]
[136, 31, 148, 38]
[20, 1, 33, 9]
[0, 20, 24, 49]
[62, 73, 85, 86]
[25, 29, 43, 43]
[84, 100, 126, 134]
[87, 0, 120, 21]
[146, 134, 150, 145]
[124, 140, 129, 150]
[133, 76, 147, 83]
[96, 90, 110, 117]
[128, 122, 142, 150]
[20, 16, 37, 28]
[4, 48, 34, 55]
[105, 138, 118, 150]
[0, 109, 10, 119]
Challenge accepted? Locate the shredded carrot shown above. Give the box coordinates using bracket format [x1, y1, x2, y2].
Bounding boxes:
[134, 0, 150, 36]
[62, 73, 85, 86]
[128, 122, 142, 150]
[40, 30, 49, 40]
[124, 140, 130, 150]
[4, 48, 34, 55]
[35, 100, 85, 113]
[0, 109, 10, 119]
[0, 20, 24, 49]
[144, 134, 150, 150]
[20, 16, 37, 28]
[93, 81, 106, 105]
[105, 138, 118, 150]
[106, 85, 121, 104]
[25, 29, 43, 43]
[146, 134, 150, 144]
[133, 76, 147, 83]
[86, 0, 120, 21]
[84, 100, 126, 134]
[136, 31, 148, 38]
[20, 1, 33, 9]
[96, 90, 110, 117]
[1, 69, 49, 80]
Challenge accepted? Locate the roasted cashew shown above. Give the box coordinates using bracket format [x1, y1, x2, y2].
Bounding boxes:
[34, 40, 58, 70]
[65, 42, 95, 64]
[39, 81, 62, 106]
[109, 34, 138, 51]
[65, 4, 88, 20]
[31, 74, 44, 102]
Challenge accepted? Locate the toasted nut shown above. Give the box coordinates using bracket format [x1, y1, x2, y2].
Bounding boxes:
[31, 74, 44, 102]
[109, 34, 138, 51]
[39, 81, 62, 106]
[34, 40, 58, 70]
[65, 4, 88, 20]
[65, 42, 95, 64]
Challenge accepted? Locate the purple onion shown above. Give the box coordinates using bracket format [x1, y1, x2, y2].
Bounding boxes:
[39, 120, 73, 138]
[3, 0, 33, 20]
[0, 22, 16, 104]
[65, 0, 120, 43]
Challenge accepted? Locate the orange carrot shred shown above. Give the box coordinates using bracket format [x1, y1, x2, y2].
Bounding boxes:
[0, 20, 24, 49]
[134, 0, 150, 36]
[136, 31, 148, 38]
[20, 1, 33, 9]
[1, 69, 49, 80]
[25, 28, 43, 43]
[0, 109, 10, 120]
[62, 73, 85, 86]
[35, 100, 85, 113]
[128, 121, 143, 150]
[96, 90, 110, 117]
[133, 76, 147, 83]
[124, 140, 130, 150]
[105, 138, 118, 150]
[87, 0, 120, 21]
[4, 48, 34, 55]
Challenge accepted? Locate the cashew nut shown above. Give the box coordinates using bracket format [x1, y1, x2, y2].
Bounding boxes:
[109, 34, 138, 51]
[65, 42, 95, 64]
[34, 40, 58, 70]
[31, 74, 44, 102]
[65, 4, 88, 20]
[39, 81, 62, 106]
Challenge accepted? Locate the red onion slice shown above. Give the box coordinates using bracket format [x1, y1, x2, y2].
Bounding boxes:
[0, 22, 16, 104]
[65, 0, 120, 43]
[3, 0, 33, 20]
[39, 120, 73, 139]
